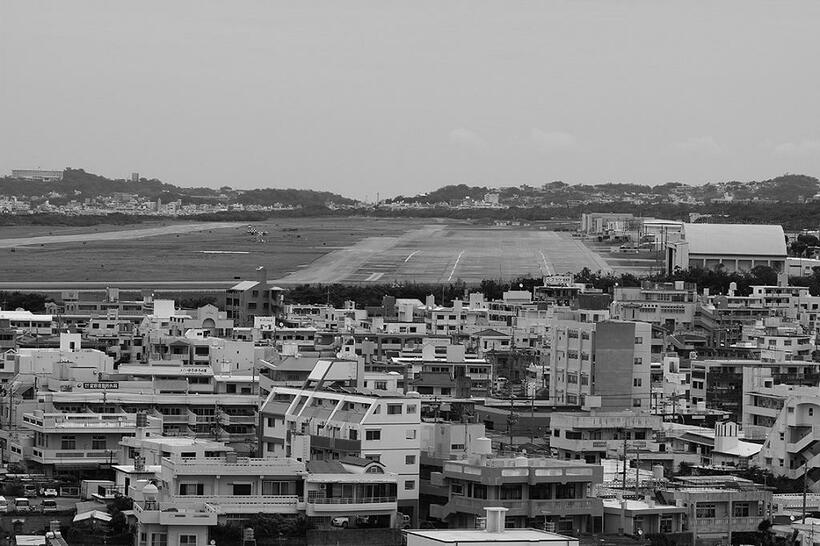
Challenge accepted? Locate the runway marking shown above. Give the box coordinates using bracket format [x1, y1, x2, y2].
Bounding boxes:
[447, 250, 464, 282]
[539, 251, 553, 275]
[404, 250, 420, 263]
[365, 272, 384, 281]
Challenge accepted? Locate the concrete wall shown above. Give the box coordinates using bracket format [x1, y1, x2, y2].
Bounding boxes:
[594, 322, 637, 412]
[306, 528, 403, 546]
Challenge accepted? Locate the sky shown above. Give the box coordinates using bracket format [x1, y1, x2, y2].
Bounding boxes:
[2, 1, 820, 200]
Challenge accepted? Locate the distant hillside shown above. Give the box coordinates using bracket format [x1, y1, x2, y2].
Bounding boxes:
[385, 174, 820, 205]
[0, 168, 356, 207]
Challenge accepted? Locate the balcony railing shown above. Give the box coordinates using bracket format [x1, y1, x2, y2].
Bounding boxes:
[309, 496, 397, 505]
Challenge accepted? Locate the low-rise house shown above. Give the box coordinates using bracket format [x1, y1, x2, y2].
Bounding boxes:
[601, 497, 686, 535]
[656, 475, 773, 546]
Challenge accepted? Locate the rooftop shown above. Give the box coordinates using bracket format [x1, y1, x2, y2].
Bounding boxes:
[405, 528, 577, 544]
[683, 223, 786, 257]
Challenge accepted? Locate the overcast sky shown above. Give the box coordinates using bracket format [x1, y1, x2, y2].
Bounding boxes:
[2, 1, 820, 200]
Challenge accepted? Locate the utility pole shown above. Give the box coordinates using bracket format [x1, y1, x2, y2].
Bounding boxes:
[622, 431, 628, 491]
[803, 462, 808, 523]
[635, 448, 640, 494]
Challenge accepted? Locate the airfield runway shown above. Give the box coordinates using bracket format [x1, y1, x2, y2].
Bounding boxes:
[0, 219, 617, 287]
[276, 224, 612, 284]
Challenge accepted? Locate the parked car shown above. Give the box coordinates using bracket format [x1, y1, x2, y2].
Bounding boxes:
[41, 488, 58, 498]
[14, 498, 31, 513]
[331, 516, 350, 528]
[22, 484, 38, 498]
[41, 499, 58, 513]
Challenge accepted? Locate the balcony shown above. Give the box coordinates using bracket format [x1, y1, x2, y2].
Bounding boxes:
[164, 456, 306, 476]
[133, 502, 218, 526]
[23, 413, 139, 433]
[218, 412, 257, 425]
[694, 516, 763, 533]
[31, 448, 115, 466]
[172, 495, 300, 514]
[306, 496, 397, 515]
[431, 496, 602, 519]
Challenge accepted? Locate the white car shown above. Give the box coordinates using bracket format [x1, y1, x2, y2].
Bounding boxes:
[41, 488, 58, 498]
[331, 516, 350, 528]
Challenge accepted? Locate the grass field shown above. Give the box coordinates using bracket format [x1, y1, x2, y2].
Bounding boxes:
[0, 218, 639, 285]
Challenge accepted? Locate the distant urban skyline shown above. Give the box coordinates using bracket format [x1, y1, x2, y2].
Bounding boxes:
[3, 1, 820, 200]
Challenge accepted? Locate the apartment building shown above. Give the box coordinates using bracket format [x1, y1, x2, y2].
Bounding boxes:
[550, 313, 651, 412]
[61, 288, 148, 322]
[550, 411, 664, 464]
[429, 448, 604, 533]
[611, 281, 697, 333]
[754, 389, 820, 484]
[690, 358, 820, 422]
[260, 384, 421, 520]
[131, 452, 403, 543]
[392, 344, 492, 396]
[20, 411, 163, 473]
[225, 266, 284, 326]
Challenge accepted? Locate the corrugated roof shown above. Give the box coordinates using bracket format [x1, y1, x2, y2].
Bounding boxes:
[229, 280, 259, 291]
[339, 455, 376, 467]
[306, 460, 348, 474]
[683, 223, 786, 257]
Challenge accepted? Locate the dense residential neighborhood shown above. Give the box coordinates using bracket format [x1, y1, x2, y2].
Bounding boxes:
[2, 213, 820, 546]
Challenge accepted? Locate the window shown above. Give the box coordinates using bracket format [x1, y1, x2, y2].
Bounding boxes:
[695, 504, 716, 518]
[633, 378, 642, 387]
[500, 484, 522, 500]
[811, 408, 815, 417]
[262, 481, 289, 495]
[375, 381, 387, 390]
[139, 533, 148, 546]
[633, 399, 642, 408]
[179, 483, 204, 496]
[180, 536, 197, 546]
[232, 483, 252, 495]
[61, 435, 76, 450]
[364, 454, 381, 463]
[635, 337, 643, 344]
[660, 518, 673, 533]
[366, 430, 381, 441]
[407, 404, 417, 414]
[451, 444, 465, 450]
[405, 455, 416, 465]
[387, 404, 403, 415]
[733, 502, 750, 517]
[406, 429, 416, 440]
[405, 480, 415, 491]
[451, 483, 464, 496]
[91, 436, 106, 450]
[634, 357, 643, 366]
[349, 429, 358, 441]
[151, 534, 167, 546]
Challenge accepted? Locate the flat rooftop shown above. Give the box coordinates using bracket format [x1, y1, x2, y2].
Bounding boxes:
[406, 528, 575, 543]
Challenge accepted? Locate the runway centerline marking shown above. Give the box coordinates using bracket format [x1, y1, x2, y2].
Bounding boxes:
[447, 250, 465, 282]
[404, 250, 420, 263]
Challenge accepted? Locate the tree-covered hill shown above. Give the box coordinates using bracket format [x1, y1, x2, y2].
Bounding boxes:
[0, 168, 356, 207]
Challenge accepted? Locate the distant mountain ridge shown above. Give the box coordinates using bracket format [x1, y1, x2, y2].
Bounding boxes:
[3, 169, 818, 208]
[0, 168, 357, 208]
[386, 174, 820, 205]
